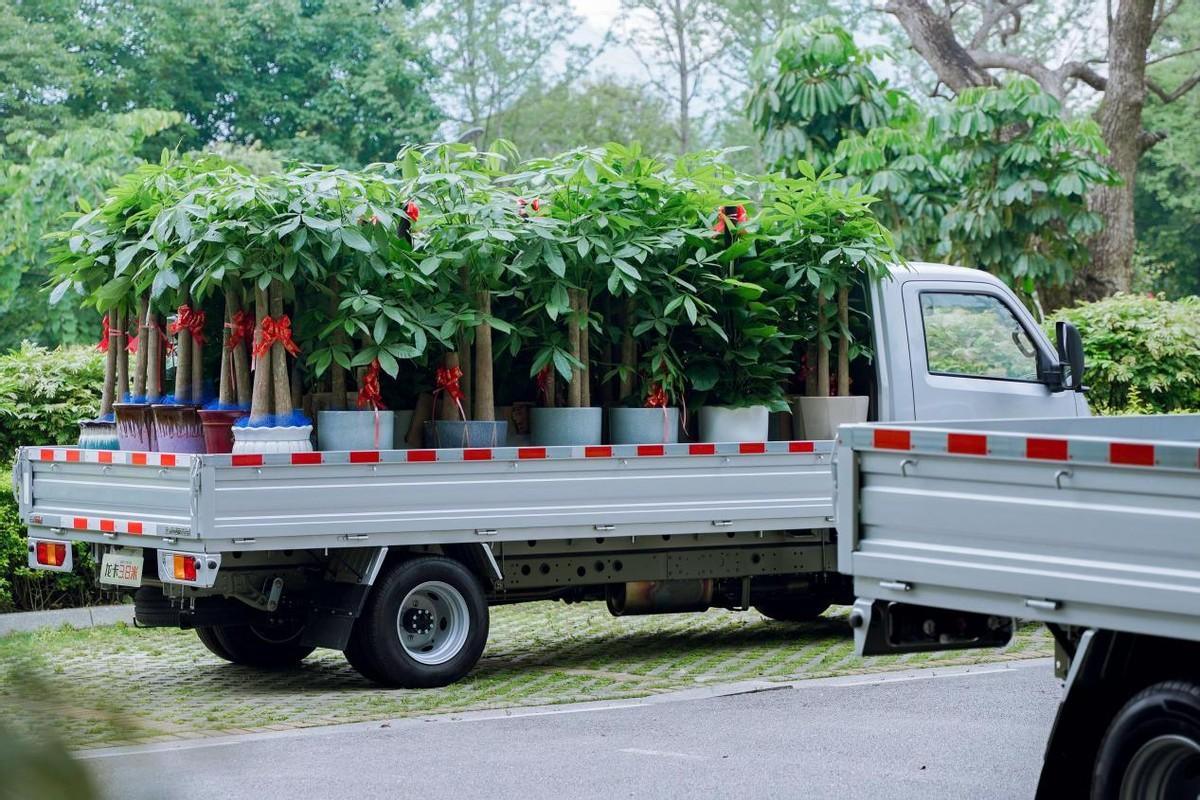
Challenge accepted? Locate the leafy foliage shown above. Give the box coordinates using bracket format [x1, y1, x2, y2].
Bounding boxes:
[1048, 293, 1200, 414]
[0, 344, 106, 611]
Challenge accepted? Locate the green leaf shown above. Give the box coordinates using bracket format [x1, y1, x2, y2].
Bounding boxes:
[340, 227, 372, 253]
[543, 242, 566, 277]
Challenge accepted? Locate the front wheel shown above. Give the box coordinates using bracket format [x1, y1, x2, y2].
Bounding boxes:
[1092, 680, 1200, 799]
[345, 556, 489, 688]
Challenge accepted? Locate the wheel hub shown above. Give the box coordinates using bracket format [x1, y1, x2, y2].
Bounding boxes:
[395, 580, 471, 666]
[402, 607, 434, 635]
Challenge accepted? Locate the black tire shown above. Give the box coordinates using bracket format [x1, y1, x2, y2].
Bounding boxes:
[133, 586, 179, 627]
[1093, 680, 1200, 799]
[345, 556, 489, 689]
[195, 626, 236, 662]
[754, 594, 832, 622]
[209, 621, 315, 669]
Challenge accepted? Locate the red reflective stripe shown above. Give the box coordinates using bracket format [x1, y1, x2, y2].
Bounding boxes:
[947, 433, 988, 456]
[99, 519, 115, 533]
[689, 443, 716, 456]
[291, 452, 322, 465]
[73, 517, 88, 530]
[349, 451, 380, 464]
[1026, 438, 1069, 461]
[127, 522, 143, 535]
[463, 448, 492, 461]
[873, 429, 911, 451]
[231, 454, 263, 467]
[738, 442, 766, 454]
[65, 450, 81, 463]
[131, 452, 148, 466]
[98, 451, 113, 464]
[637, 445, 665, 457]
[407, 450, 437, 463]
[788, 441, 815, 453]
[1110, 442, 1155, 467]
[159, 454, 176, 467]
[585, 446, 612, 458]
[39, 448, 54, 461]
[517, 447, 546, 459]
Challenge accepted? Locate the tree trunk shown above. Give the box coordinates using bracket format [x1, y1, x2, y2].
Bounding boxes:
[439, 351, 463, 420]
[146, 311, 162, 403]
[191, 311, 204, 406]
[674, 4, 691, 152]
[1080, 0, 1157, 301]
[567, 289, 582, 408]
[885, 0, 998, 92]
[132, 296, 148, 398]
[115, 308, 129, 404]
[269, 283, 292, 417]
[620, 297, 636, 401]
[100, 314, 118, 416]
[473, 290, 495, 421]
[219, 294, 234, 406]
[458, 264, 473, 408]
[228, 290, 252, 407]
[805, 342, 819, 397]
[816, 293, 830, 397]
[172, 292, 192, 404]
[328, 280, 348, 409]
[579, 294, 590, 408]
[250, 286, 272, 422]
[836, 285, 850, 397]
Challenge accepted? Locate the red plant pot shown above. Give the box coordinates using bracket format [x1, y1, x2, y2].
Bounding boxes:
[198, 409, 245, 454]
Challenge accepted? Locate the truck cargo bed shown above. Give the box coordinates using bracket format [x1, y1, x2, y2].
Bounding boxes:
[837, 415, 1200, 643]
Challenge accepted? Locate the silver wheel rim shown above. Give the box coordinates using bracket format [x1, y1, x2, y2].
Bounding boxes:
[1120, 734, 1200, 800]
[396, 580, 470, 665]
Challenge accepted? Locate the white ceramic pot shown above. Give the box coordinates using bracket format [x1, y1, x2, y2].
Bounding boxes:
[793, 395, 869, 441]
[698, 405, 769, 443]
[232, 424, 314, 454]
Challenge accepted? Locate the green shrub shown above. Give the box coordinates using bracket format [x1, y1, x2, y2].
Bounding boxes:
[0, 344, 106, 611]
[1048, 293, 1200, 414]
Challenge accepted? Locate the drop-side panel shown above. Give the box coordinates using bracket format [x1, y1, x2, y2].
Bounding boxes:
[839, 420, 1200, 642]
[200, 452, 834, 545]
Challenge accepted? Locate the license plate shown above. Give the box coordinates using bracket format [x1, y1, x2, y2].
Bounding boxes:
[99, 553, 143, 587]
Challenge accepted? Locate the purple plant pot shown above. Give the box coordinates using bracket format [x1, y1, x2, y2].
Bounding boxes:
[151, 404, 206, 454]
[113, 403, 158, 452]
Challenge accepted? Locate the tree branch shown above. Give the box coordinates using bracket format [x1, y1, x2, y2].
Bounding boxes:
[885, 0, 997, 92]
[1146, 45, 1200, 67]
[1146, 72, 1200, 103]
[968, 49, 1066, 99]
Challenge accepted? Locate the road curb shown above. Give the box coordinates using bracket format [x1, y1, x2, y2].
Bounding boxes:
[0, 604, 134, 637]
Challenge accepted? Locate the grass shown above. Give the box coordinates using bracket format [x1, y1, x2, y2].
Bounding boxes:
[0, 602, 1052, 750]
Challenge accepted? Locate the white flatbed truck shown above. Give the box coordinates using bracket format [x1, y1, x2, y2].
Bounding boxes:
[18, 263, 1090, 690]
[837, 413, 1200, 798]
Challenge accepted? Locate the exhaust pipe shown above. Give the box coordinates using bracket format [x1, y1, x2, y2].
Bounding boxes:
[606, 580, 713, 616]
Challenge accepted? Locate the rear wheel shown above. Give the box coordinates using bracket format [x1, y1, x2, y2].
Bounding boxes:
[754, 594, 832, 622]
[208, 620, 314, 669]
[1093, 680, 1200, 799]
[344, 556, 489, 688]
[194, 626, 235, 661]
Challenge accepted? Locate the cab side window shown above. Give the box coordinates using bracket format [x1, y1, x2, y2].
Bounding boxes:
[920, 292, 1040, 382]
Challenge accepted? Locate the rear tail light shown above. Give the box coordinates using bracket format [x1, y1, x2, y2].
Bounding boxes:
[173, 554, 198, 582]
[28, 538, 72, 572]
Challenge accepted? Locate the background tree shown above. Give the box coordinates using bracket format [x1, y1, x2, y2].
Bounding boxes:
[883, 0, 1200, 302]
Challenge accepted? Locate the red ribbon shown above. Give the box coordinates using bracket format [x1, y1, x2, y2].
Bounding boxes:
[97, 315, 111, 353]
[225, 310, 255, 350]
[254, 315, 301, 359]
[127, 334, 139, 354]
[405, 201, 419, 222]
[714, 205, 747, 234]
[357, 359, 386, 411]
[645, 384, 671, 444]
[536, 365, 551, 402]
[169, 305, 206, 346]
[434, 365, 466, 421]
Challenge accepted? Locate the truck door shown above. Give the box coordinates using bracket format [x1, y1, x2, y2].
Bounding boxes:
[902, 280, 1080, 421]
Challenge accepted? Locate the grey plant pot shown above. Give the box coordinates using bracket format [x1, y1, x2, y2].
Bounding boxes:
[392, 410, 415, 450]
[608, 407, 680, 445]
[317, 410, 394, 451]
[793, 395, 869, 441]
[698, 405, 770, 443]
[423, 420, 508, 448]
[530, 407, 603, 447]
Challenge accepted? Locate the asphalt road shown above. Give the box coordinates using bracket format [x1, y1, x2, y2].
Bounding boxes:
[80, 659, 1061, 800]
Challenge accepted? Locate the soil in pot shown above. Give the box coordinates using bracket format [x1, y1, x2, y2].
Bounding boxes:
[793, 396, 869, 441]
[608, 407, 679, 445]
[114, 403, 157, 452]
[198, 408, 245, 454]
[317, 410, 395, 451]
[423, 420, 508, 448]
[698, 405, 770, 443]
[78, 419, 119, 450]
[151, 404, 206, 454]
[530, 407, 603, 447]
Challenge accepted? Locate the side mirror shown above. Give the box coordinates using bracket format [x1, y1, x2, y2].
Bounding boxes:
[1055, 321, 1085, 392]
